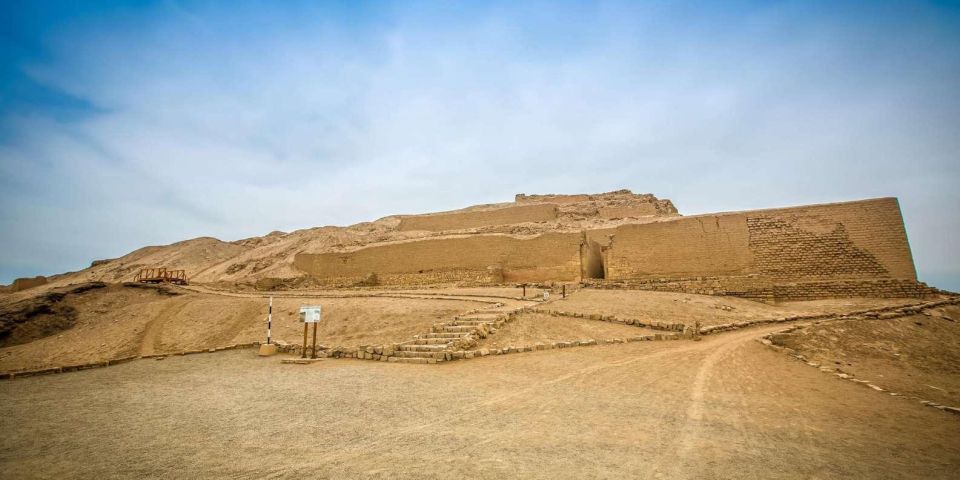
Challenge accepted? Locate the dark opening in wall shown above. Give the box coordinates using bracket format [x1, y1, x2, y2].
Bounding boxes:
[580, 236, 605, 279]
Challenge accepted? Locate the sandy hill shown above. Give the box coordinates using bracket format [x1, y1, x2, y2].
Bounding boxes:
[9, 190, 676, 291]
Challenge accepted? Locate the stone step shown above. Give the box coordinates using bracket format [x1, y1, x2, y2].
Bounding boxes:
[399, 344, 447, 352]
[442, 325, 477, 333]
[412, 338, 453, 345]
[393, 351, 445, 359]
[420, 332, 467, 339]
[449, 319, 492, 326]
[458, 313, 503, 319]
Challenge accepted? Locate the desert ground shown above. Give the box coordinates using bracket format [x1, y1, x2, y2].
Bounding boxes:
[1, 284, 958, 478]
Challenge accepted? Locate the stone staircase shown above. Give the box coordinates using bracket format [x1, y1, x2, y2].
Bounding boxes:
[357, 306, 521, 364]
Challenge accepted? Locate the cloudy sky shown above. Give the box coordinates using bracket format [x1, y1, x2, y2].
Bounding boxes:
[0, 0, 958, 290]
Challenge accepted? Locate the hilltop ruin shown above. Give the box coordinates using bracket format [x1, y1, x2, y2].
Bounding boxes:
[36, 189, 933, 302]
[293, 192, 931, 301]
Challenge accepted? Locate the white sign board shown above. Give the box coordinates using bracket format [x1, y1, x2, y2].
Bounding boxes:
[299, 305, 322, 323]
[543, 292, 550, 300]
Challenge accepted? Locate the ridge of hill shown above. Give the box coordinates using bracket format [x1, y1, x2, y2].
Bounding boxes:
[7, 190, 676, 291]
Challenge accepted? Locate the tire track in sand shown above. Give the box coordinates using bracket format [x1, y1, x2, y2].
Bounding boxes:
[645, 327, 773, 478]
[139, 298, 191, 356]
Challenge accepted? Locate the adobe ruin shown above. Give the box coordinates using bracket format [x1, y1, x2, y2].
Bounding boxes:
[293, 191, 934, 301]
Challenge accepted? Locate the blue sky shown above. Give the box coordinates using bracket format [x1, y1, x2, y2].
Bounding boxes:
[1, 0, 958, 290]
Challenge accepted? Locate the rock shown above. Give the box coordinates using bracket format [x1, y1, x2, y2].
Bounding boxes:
[11, 276, 47, 292]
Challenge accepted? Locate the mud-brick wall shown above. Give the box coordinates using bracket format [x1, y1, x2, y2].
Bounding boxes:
[605, 198, 917, 283]
[294, 233, 583, 285]
[598, 204, 658, 219]
[746, 198, 915, 280]
[397, 204, 558, 232]
[604, 215, 754, 280]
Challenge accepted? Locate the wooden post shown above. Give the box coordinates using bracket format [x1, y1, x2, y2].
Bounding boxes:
[562, 284, 566, 298]
[301, 323, 309, 358]
[522, 284, 526, 297]
[311, 323, 318, 359]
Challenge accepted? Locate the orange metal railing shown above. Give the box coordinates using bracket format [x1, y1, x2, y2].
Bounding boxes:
[135, 268, 188, 285]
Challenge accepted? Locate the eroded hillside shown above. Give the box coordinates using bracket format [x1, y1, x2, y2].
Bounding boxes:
[7, 190, 677, 291]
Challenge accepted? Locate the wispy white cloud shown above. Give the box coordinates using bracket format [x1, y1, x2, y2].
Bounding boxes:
[0, 1, 958, 289]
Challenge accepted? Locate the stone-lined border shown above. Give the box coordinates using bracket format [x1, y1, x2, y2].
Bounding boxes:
[459, 331, 683, 359]
[523, 307, 686, 332]
[757, 300, 960, 417]
[273, 331, 685, 362]
[271, 306, 686, 363]
[699, 297, 960, 335]
[0, 342, 262, 380]
[271, 304, 529, 362]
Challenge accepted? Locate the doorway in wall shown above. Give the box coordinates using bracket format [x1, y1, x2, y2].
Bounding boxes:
[580, 236, 605, 279]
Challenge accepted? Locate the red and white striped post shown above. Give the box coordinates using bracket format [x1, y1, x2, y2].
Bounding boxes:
[258, 296, 278, 356]
[267, 296, 273, 344]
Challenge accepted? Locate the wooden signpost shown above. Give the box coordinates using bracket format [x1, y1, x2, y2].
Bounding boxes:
[299, 305, 322, 359]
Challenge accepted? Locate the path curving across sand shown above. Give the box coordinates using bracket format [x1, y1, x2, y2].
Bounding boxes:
[1, 320, 957, 478]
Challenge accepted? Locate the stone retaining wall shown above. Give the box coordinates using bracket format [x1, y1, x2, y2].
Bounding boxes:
[524, 307, 686, 332]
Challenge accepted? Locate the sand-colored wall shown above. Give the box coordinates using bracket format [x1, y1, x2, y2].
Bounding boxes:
[397, 204, 558, 232]
[297, 197, 918, 295]
[605, 198, 916, 282]
[515, 193, 593, 204]
[598, 204, 658, 218]
[604, 215, 753, 279]
[294, 233, 582, 285]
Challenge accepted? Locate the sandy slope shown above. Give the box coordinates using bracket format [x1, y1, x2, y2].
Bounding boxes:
[0, 284, 481, 373]
[771, 305, 960, 406]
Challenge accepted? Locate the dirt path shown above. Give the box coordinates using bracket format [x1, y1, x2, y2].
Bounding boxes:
[2, 323, 958, 479]
[138, 298, 190, 356]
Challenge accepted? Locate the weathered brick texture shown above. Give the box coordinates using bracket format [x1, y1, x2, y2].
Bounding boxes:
[604, 215, 753, 280]
[294, 233, 582, 285]
[598, 204, 658, 218]
[605, 198, 916, 283]
[590, 277, 937, 301]
[397, 204, 558, 232]
[294, 196, 925, 299]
